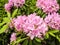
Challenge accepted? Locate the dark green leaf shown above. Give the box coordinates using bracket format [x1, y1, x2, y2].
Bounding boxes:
[29, 40, 32, 45]
[22, 39, 28, 45]
[33, 40, 41, 45]
[55, 36, 60, 42]
[35, 38, 41, 43]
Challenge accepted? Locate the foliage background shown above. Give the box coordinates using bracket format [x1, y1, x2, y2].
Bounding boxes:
[0, 0, 60, 45]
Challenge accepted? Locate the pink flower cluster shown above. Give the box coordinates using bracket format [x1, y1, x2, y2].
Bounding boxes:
[13, 13, 48, 40]
[36, 0, 59, 14]
[5, 2, 13, 12]
[5, 0, 25, 12]
[9, 0, 25, 7]
[10, 33, 16, 42]
[13, 15, 27, 31]
[45, 12, 60, 30]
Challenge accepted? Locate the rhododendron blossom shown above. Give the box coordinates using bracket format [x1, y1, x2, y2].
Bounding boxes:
[4, 0, 25, 12]
[10, 33, 16, 42]
[13, 15, 27, 31]
[45, 12, 60, 30]
[36, 0, 59, 14]
[4, 2, 13, 12]
[9, 0, 25, 7]
[13, 13, 48, 40]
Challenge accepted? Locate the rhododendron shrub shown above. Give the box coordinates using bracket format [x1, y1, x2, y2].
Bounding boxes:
[0, 0, 60, 45]
[13, 13, 48, 40]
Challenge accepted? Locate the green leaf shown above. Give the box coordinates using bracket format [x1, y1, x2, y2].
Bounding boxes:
[49, 32, 55, 37]
[42, 14, 46, 18]
[37, 10, 41, 14]
[15, 37, 29, 44]
[49, 30, 59, 33]
[55, 36, 60, 42]
[12, 9, 18, 18]
[0, 22, 6, 26]
[0, 24, 8, 34]
[33, 40, 41, 45]
[45, 32, 49, 39]
[22, 39, 28, 45]
[29, 40, 32, 45]
[10, 41, 15, 45]
[35, 38, 41, 43]
[34, 8, 38, 12]
[3, 17, 10, 23]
